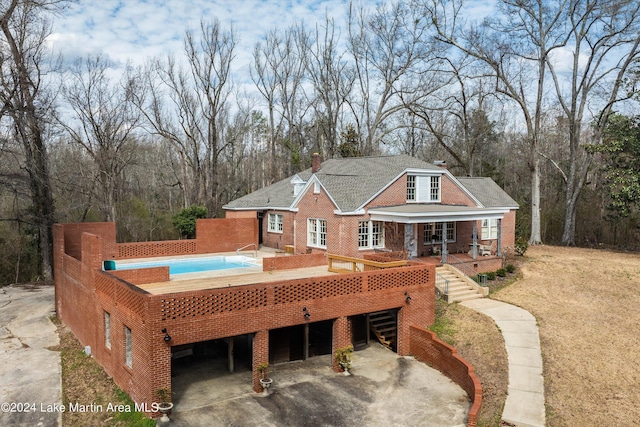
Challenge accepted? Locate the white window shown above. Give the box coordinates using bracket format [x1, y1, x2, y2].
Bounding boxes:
[424, 222, 455, 244]
[430, 176, 440, 201]
[307, 218, 327, 248]
[105, 312, 111, 349]
[482, 219, 498, 240]
[358, 220, 385, 249]
[268, 213, 283, 233]
[407, 175, 441, 202]
[125, 326, 132, 368]
[406, 175, 416, 201]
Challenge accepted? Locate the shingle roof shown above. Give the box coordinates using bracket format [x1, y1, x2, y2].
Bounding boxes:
[223, 155, 518, 212]
[455, 177, 519, 208]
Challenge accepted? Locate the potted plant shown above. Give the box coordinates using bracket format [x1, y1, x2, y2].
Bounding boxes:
[156, 388, 173, 422]
[257, 362, 273, 395]
[335, 345, 354, 375]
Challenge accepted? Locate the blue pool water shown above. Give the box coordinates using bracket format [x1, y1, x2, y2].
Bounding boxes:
[114, 256, 259, 275]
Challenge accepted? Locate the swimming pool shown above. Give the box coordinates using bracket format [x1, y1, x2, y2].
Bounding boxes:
[112, 255, 259, 275]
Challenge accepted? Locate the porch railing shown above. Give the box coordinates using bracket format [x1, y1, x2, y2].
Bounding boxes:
[435, 272, 449, 296]
[327, 254, 407, 273]
[446, 254, 477, 277]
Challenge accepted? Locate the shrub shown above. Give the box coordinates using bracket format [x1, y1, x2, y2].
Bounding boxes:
[506, 264, 516, 273]
[515, 237, 528, 256]
[486, 271, 496, 280]
[172, 205, 207, 238]
[496, 268, 507, 277]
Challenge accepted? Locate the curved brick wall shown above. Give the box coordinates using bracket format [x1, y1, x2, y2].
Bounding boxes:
[409, 325, 482, 427]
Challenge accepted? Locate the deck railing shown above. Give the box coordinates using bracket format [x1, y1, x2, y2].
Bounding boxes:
[327, 254, 407, 273]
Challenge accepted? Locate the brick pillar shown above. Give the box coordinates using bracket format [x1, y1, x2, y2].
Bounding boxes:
[332, 316, 351, 372]
[253, 330, 269, 392]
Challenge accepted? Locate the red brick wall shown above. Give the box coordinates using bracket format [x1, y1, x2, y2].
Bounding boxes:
[111, 267, 170, 284]
[294, 186, 339, 254]
[195, 218, 258, 253]
[366, 174, 407, 208]
[409, 326, 482, 427]
[225, 210, 258, 219]
[117, 240, 197, 259]
[262, 253, 327, 271]
[441, 175, 477, 206]
[54, 220, 437, 416]
[60, 222, 117, 260]
[262, 210, 295, 250]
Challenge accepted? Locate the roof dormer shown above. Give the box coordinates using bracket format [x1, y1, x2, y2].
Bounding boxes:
[291, 175, 306, 197]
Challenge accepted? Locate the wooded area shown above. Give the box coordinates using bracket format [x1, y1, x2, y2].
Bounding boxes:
[1, 0, 639, 284]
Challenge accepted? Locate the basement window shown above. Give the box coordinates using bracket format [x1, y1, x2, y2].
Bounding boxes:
[125, 326, 132, 368]
[104, 312, 111, 349]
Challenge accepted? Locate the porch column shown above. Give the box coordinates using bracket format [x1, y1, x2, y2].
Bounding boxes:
[253, 330, 269, 393]
[472, 221, 478, 260]
[497, 218, 502, 256]
[228, 336, 234, 373]
[303, 323, 309, 360]
[441, 238, 447, 264]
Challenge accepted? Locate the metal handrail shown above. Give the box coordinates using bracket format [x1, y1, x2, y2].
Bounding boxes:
[435, 272, 449, 295]
[236, 243, 257, 258]
[446, 254, 477, 277]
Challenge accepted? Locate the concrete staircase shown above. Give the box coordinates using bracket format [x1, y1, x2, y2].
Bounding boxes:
[436, 265, 488, 303]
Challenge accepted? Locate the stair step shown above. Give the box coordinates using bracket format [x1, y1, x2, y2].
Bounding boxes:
[374, 325, 397, 333]
[451, 293, 483, 302]
[370, 320, 395, 328]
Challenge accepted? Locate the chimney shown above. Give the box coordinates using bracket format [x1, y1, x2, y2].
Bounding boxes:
[312, 153, 321, 173]
[434, 160, 447, 169]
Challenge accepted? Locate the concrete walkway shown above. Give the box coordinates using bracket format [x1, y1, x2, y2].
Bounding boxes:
[0, 285, 61, 427]
[461, 299, 545, 427]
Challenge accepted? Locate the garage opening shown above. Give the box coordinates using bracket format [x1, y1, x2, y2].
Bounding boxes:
[171, 335, 253, 388]
[270, 320, 333, 364]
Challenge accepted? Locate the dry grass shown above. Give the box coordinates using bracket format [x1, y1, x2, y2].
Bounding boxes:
[49, 318, 154, 427]
[433, 299, 509, 427]
[492, 245, 640, 426]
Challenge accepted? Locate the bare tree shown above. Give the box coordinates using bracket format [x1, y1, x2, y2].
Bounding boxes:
[428, 0, 569, 244]
[302, 16, 355, 158]
[546, 0, 640, 245]
[134, 20, 236, 215]
[252, 25, 306, 180]
[60, 56, 142, 222]
[0, 0, 64, 280]
[347, 1, 441, 155]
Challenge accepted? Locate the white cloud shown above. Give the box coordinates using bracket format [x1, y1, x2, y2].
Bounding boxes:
[49, 0, 349, 77]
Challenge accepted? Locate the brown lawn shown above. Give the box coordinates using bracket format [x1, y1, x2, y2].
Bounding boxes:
[490, 246, 640, 426]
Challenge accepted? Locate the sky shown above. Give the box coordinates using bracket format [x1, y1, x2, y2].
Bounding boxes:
[49, 0, 499, 80]
[50, 0, 352, 77]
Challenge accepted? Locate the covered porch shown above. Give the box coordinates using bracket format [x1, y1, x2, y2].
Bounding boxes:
[369, 204, 510, 274]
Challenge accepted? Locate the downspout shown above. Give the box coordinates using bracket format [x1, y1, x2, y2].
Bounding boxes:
[497, 218, 502, 257]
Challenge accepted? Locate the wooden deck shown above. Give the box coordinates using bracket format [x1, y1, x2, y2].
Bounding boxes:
[135, 265, 335, 295]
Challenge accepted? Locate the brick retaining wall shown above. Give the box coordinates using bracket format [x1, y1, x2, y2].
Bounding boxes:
[409, 325, 482, 427]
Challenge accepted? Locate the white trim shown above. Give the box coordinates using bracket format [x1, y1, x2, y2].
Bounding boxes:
[267, 213, 283, 233]
[333, 209, 366, 216]
[291, 175, 340, 211]
[370, 207, 509, 224]
[307, 218, 327, 249]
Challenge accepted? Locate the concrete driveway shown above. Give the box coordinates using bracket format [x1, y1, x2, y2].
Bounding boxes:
[0, 284, 60, 427]
[169, 343, 470, 427]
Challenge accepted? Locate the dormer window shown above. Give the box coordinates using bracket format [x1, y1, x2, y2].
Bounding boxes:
[291, 175, 306, 196]
[407, 174, 440, 202]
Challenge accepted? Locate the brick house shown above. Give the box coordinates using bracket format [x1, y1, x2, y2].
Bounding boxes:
[224, 154, 518, 271]
[53, 217, 484, 425]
